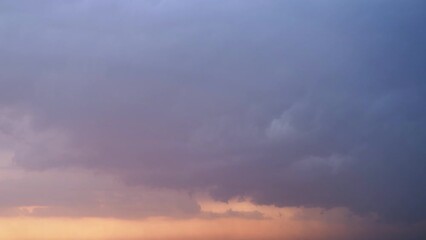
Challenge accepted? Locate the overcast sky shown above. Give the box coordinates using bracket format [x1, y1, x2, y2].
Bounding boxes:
[1, 1, 426, 239]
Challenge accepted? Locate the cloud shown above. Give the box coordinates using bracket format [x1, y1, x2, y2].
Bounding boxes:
[0, 167, 200, 219]
[0, 0, 426, 228]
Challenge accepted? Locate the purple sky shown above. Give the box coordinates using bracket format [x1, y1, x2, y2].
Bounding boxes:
[1, 1, 426, 239]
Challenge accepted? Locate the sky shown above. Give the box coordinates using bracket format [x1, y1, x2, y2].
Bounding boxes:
[0, 0, 426, 239]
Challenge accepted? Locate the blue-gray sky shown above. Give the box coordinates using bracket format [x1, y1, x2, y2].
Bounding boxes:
[1, 1, 426, 239]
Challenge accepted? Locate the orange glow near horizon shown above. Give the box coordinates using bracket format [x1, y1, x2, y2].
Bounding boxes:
[0, 216, 359, 240]
[0, 199, 396, 240]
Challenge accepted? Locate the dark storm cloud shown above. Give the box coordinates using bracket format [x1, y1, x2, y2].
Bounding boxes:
[1, 0, 426, 224]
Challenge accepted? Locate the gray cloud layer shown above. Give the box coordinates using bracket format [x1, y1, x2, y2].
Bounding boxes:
[1, 0, 426, 224]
